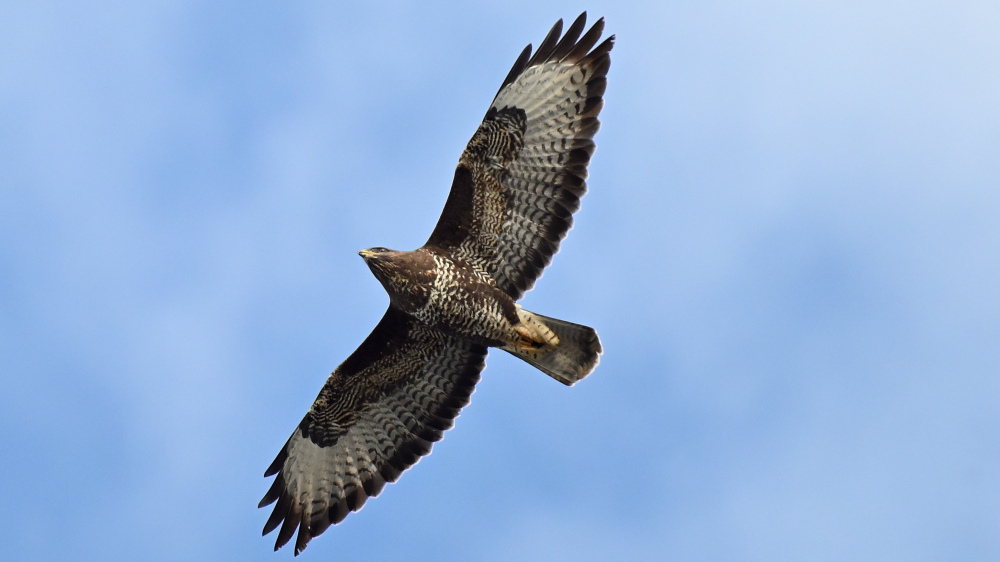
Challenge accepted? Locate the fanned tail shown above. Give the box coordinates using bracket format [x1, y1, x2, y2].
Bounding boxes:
[501, 309, 602, 385]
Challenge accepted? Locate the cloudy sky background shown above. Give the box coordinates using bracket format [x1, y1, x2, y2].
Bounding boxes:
[2, 1, 999, 560]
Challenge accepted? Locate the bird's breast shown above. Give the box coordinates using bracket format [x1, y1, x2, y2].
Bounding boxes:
[404, 253, 520, 346]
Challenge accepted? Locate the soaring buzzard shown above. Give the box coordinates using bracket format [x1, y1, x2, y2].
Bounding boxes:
[260, 13, 613, 554]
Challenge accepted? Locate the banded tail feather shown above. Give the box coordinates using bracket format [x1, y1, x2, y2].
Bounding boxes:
[502, 309, 602, 385]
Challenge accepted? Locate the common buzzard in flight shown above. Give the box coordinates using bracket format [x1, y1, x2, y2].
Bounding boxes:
[260, 13, 613, 554]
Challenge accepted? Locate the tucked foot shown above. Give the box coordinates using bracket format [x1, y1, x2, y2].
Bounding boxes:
[501, 307, 602, 386]
[513, 305, 560, 349]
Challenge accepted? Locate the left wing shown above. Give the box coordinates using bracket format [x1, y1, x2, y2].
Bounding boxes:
[259, 307, 487, 554]
[425, 12, 613, 299]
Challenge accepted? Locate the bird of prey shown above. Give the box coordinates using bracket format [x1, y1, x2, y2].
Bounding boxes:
[260, 13, 613, 554]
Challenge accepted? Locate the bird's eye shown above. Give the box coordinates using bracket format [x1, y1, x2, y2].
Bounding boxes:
[371, 247, 389, 253]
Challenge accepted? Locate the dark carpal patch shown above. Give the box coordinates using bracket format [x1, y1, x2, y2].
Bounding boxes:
[464, 106, 528, 165]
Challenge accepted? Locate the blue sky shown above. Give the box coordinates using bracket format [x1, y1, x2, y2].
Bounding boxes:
[2, 1, 999, 560]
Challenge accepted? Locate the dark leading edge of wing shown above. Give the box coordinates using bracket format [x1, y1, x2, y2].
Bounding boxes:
[426, 12, 614, 299]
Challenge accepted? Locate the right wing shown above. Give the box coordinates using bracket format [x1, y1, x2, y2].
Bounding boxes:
[259, 307, 488, 555]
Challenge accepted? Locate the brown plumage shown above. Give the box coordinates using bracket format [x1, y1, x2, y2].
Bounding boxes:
[260, 13, 612, 554]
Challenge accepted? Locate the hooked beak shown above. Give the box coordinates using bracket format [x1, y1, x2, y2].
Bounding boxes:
[358, 249, 372, 259]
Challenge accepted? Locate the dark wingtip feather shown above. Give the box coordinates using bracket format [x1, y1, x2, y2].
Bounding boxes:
[293, 517, 311, 556]
[258, 472, 285, 508]
[496, 44, 532, 99]
[263, 492, 291, 536]
[549, 12, 587, 62]
[526, 18, 563, 66]
[264, 439, 290, 477]
[274, 505, 302, 551]
[584, 35, 615, 66]
[565, 17, 605, 62]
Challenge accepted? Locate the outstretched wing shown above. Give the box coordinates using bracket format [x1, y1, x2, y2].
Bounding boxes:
[259, 307, 487, 555]
[425, 12, 613, 299]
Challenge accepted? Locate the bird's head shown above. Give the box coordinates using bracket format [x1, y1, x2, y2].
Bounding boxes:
[358, 247, 434, 311]
[358, 246, 392, 260]
[358, 247, 398, 277]
[360, 246, 420, 287]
